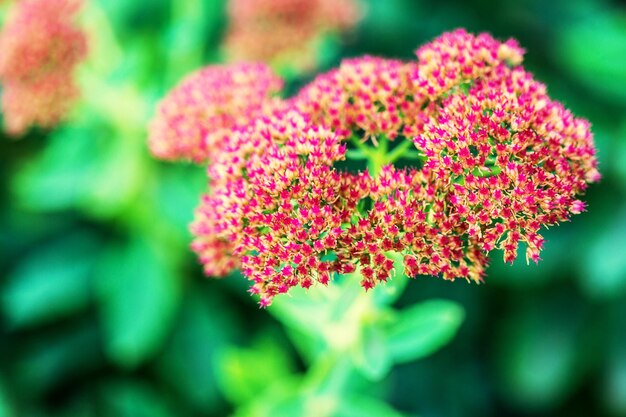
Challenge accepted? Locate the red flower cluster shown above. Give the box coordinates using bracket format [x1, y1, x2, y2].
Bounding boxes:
[225, 0, 361, 71]
[147, 63, 283, 163]
[156, 30, 599, 306]
[0, 0, 87, 135]
[415, 64, 600, 265]
[191, 111, 352, 305]
[294, 29, 525, 140]
[294, 56, 413, 140]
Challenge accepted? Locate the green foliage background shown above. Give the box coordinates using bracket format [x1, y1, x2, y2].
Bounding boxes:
[1, 0, 625, 416]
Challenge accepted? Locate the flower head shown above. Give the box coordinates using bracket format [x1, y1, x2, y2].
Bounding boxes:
[413, 64, 600, 264]
[411, 28, 524, 101]
[1, 74, 80, 135]
[147, 63, 283, 163]
[0, 0, 87, 135]
[294, 56, 414, 140]
[191, 110, 352, 305]
[225, 0, 361, 71]
[185, 31, 599, 306]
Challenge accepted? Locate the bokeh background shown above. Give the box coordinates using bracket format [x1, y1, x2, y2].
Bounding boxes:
[1, 0, 625, 416]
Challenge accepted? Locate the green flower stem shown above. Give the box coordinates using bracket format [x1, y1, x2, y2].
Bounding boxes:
[303, 352, 354, 396]
[349, 134, 426, 176]
[386, 140, 421, 164]
[271, 266, 407, 416]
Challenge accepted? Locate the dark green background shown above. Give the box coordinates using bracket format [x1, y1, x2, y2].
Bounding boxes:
[1, 0, 625, 416]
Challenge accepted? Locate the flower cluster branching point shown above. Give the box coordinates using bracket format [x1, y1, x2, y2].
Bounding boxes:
[151, 29, 600, 306]
[147, 63, 283, 163]
[0, 0, 87, 135]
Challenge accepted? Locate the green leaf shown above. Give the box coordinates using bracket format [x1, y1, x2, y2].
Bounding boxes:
[96, 238, 182, 368]
[12, 123, 143, 218]
[605, 343, 626, 416]
[216, 336, 295, 405]
[14, 322, 101, 395]
[97, 379, 175, 417]
[155, 289, 238, 411]
[236, 392, 406, 417]
[153, 163, 207, 239]
[386, 299, 465, 363]
[0, 380, 15, 417]
[269, 286, 332, 337]
[353, 323, 392, 381]
[231, 378, 304, 417]
[580, 208, 626, 299]
[164, 0, 225, 84]
[604, 307, 626, 416]
[12, 125, 99, 212]
[2, 231, 100, 328]
[336, 395, 407, 417]
[555, 14, 626, 102]
[495, 296, 586, 410]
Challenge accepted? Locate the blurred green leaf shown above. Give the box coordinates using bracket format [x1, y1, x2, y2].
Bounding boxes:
[386, 299, 465, 363]
[153, 163, 206, 238]
[96, 237, 182, 368]
[614, 122, 626, 187]
[216, 336, 295, 405]
[353, 323, 392, 381]
[14, 322, 101, 395]
[94, 0, 169, 37]
[281, 325, 327, 364]
[601, 304, 626, 417]
[2, 231, 100, 328]
[555, 13, 626, 102]
[270, 279, 371, 363]
[231, 378, 304, 417]
[53, 395, 97, 417]
[97, 379, 175, 417]
[0, 380, 15, 417]
[12, 126, 98, 211]
[155, 289, 238, 412]
[269, 286, 332, 338]
[605, 344, 626, 417]
[165, 0, 224, 84]
[12, 123, 143, 218]
[336, 395, 407, 417]
[495, 296, 586, 411]
[240, 392, 407, 417]
[580, 206, 626, 299]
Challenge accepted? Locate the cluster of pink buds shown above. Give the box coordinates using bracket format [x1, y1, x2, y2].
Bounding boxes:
[0, 0, 87, 135]
[147, 63, 283, 163]
[191, 111, 353, 305]
[152, 29, 599, 306]
[294, 56, 414, 140]
[225, 0, 361, 71]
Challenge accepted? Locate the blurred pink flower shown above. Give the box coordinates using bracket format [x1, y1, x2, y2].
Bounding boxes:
[147, 62, 283, 163]
[0, 0, 87, 135]
[225, 0, 361, 71]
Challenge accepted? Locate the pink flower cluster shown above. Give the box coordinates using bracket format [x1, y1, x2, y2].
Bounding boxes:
[294, 30, 525, 140]
[148, 63, 283, 163]
[154, 29, 599, 306]
[225, 0, 361, 71]
[0, 0, 87, 135]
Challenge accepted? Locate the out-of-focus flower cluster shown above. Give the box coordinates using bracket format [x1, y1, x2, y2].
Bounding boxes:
[225, 0, 361, 72]
[148, 63, 283, 163]
[0, 0, 87, 135]
[150, 29, 600, 306]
